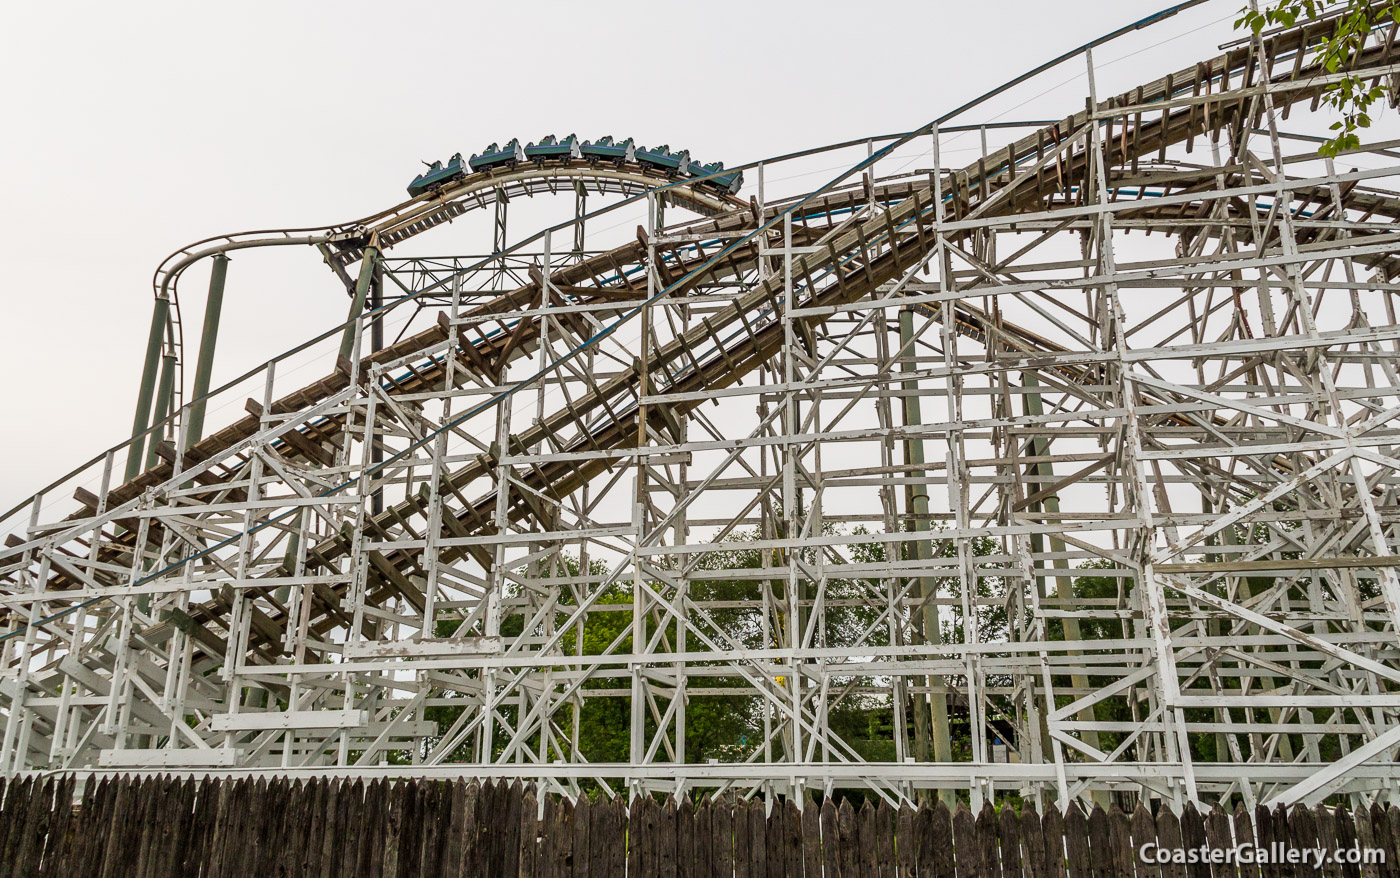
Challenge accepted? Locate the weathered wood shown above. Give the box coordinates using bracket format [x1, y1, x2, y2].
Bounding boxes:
[573, 795, 592, 878]
[1369, 803, 1394, 878]
[1232, 803, 1259, 878]
[1042, 806, 1066, 878]
[1179, 804, 1211, 878]
[694, 797, 712, 878]
[1159, 806, 1187, 878]
[1064, 804, 1092, 878]
[659, 797, 676, 878]
[632, 796, 648, 878]
[767, 800, 785, 878]
[899, 802, 916, 878]
[752, 798, 769, 878]
[784, 798, 803, 878]
[840, 799, 861, 878]
[1290, 803, 1320, 878]
[1254, 804, 1278, 878]
[981, 803, 1004, 878]
[821, 797, 841, 878]
[1022, 805, 1047, 878]
[877, 799, 897, 878]
[717, 794, 737, 878]
[1087, 806, 1113, 878]
[520, 788, 540, 878]
[1001, 804, 1024, 878]
[932, 801, 955, 878]
[1354, 803, 1381, 878]
[861, 800, 880, 878]
[1107, 804, 1133, 878]
[802, 797, 821, 878]
[1125, 806, 1159, 878]
[1204, 806, 1235, 878]
[956, 803, 982, 878]
[539, 792, 555, 878]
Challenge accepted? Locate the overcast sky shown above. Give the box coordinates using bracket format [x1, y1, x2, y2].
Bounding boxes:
[0, 0, 1286, 507]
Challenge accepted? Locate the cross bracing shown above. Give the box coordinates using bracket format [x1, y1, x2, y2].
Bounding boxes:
[4, 6, 1400, 814]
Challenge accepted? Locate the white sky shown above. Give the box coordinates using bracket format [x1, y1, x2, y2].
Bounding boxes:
[0, 0, 1334, 509]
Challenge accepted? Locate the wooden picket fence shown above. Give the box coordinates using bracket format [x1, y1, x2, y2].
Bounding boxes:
[0, 774, 1395, 877]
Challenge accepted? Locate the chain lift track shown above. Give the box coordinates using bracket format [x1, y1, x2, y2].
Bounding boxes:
[6, 4, 1400, 812]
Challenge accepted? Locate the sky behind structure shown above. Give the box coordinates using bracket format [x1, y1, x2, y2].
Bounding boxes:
[0, 0, 1355, 504]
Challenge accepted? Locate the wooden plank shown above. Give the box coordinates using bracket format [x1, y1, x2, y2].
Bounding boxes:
[1041, 805, 1065, 878]
[538, 793, 554, 878]
[695, 797, 713, 878]
[1290, 804, 1320, 878]
[1316, 805, 1343, 878]
[877, 799, 896, 878]
[1064, 804, 1092, 878]
[1179, 804, 1211, 878]
[503, 781, 524, 878]
[979, 803, 1003, 878]
[558, 796, 575, 878]
[955, 803, 982, 878]
[1001, 805, 1024, 878]
[767, 800, 785, 878]
[1107, 805, 1133, 878]
[899, 802, 916, 878]
[707, 795, 727, 878]
[631, 797, 647, 878]
[382, 780, 406, 878]
[1158, 806, 1187, 878]
[1206, 806, 1236, 878]
[520, 787, 539, 878]
[1132, 805, 1161, 878]
[1337, 805, 1365, 878]
[860, 800, 879, 878]
[1254, 805, 1278, 878]
[735, 796, 751, 878]
[1368, 804, 1394, 878]
[840, 799, 861, 878]
[821, 798, 841, 878]
[1387, 808, 1400, 878]
[677, 797, 694, 878]
[574, 795, 592, 878]
[613, 797, 630, 878]
[1022, 805, 1047, 878]
[802, 797, 821, 878]
[751, 798, 769, 878]
[1232, 804, 1260, 878]
[932, 802, 955, 878]
[1087, 806, 1112, 878]
[783, 799, 802, 878]
[1354, 803, 1380, 878]
[659, 798, 676, 878]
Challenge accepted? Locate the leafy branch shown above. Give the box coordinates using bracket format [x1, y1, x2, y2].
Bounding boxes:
[1237, 0, 1400, 155]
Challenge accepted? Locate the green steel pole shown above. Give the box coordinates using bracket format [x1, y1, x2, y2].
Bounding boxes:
[185, 255, 228, 448]
[338, 245, 379, 365]
[146, 353, 177, 471]
[898, 308, 954, 807]
[126, 296, 171, 481]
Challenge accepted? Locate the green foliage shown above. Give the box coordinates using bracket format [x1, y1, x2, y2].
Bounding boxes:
[1237, 0, 1400, 156]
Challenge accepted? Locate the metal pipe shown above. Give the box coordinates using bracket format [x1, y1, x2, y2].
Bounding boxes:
[146, 353, 177, 471]
[370, 261, 384, 516]
[125, 296, 171, 481]
[898, 307, 954, 807]
[338, 245, 379, 365]
[184, 255, 228, 448]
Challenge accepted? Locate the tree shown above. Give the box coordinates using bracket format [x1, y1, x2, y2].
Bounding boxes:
[1238, 0, 1400, 155]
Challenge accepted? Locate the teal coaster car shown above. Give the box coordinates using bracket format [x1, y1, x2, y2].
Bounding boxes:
[636, 145, 690, 175]
[468, 139, 525, 173]
[407, 153, 466, 197]
[581, 136, 635, 165]
[525, 134, 581, 162]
